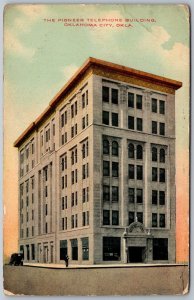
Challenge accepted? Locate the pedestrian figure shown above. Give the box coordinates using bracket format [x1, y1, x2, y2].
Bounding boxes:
[64, 254, 69, 267]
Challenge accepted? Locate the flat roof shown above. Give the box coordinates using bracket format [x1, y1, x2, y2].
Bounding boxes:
[14, 57, 182, 148]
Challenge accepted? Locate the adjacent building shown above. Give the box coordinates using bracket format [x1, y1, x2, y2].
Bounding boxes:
[14, 57, 182, 264]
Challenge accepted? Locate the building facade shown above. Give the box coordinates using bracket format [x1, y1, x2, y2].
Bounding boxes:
[14, 58, 182, 264]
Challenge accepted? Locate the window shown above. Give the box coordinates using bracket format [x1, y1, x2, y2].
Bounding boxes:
[62, 197, 65, 210]
[152, 167, 158, 181]
[82, 93, 85, 108]
[45, 204, 48, 216]
[159, 100, 165, 114]
[71, 193, 74, 207]
[71, 104, 74, 118]
[128, 164, 134, 179]
[71, 215, 74, 228]
[45, 186, 48, 197]
[112, 162, 119, 177]
[86, 90, 88, 105]
[61, 134, 65, 145]
[128, 116, 134, 130]
[112, 210, 119, 225]
[152, 213, 157, 227]
[61, 217, 65, 230]
[153, 238, 168, 260]
[152, 190, 158, 205]
[112, 89, 118, 104]
[86, 114, 88, 127]
[103, 185, 110, 201]
[75, 214, 78, 228]
[137, 165, 143, 180]
[128, 188, 135, 203]
[152, 98, 157, 113]
[82, 117, 86, 129]
[137, 212, 143, 223]
[60, 240, 67, 260]
[137, 118, 143, 131]
[71, 126, 74, 138]
[152, 121, 157, 134]
[71, 239, 78, 260]
[160, 168, 165, 182]
[75, 123, 77, 135]
[71, 171, 74, 184]
[103, 139, 109, 155]
[159, 191, 165, 205]
[160, 214, 165, 228]
[62, 176, 64, 189]
[160, 123, 165, 135]
[112, 141, 119, 156]
[82, 237, 89, 260]
[82, 164, 88, 179]
[136, 189, 143, 204]
[82, 188, 86, 203]
[75, 101, 77, 115]
[45, 222, 48, 233]
[160, 148, 165, 163]
[64, 111, 67, 124]
[103, 237, 121, 261]
[103, 161, 110, 176]
[103, 210, 110, 225]
[136, 95, 142, 109]
[102, 111, 109, 125]
[128, 92, 134, 108]
[128, 143, 134, 158]
[112, 113, 118, 127]
[102, 86, 109, 102]
[136, 145, 143, 159]
[86, 211, 89, 225]
[152, 147, 157, 162]
[82, 212, 86, 226]
[129, 211, 135, 225]
[112, 186, 119, 202]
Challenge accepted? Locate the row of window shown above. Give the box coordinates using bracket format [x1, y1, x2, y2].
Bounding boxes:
[60, 238, 89, 261]
[61, 188, 89, 209]
[128, 211, 166, 228]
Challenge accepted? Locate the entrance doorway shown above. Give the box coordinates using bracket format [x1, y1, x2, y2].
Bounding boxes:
[128, 247, 145, 263]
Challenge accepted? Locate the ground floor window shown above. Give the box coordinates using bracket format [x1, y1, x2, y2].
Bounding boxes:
[26, 245, 30, 260]
[71, 239, 78, 260]
[103, 237, 121, 261]
[20, 245, 24, 258]
[60, 240, 67, 260]
[82, 237, 89, 260]
[153, 238, 168, 260]
[31, 244, 35, 260]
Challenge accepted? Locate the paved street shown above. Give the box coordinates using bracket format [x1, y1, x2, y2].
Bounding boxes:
[4, 263, 188, 296]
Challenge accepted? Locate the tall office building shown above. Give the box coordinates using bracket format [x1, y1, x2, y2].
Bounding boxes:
[14, 57, 182, 264]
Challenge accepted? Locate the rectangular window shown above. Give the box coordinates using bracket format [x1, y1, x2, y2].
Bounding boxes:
[62, 217, 65, 230]
[71, 239, 78, 260]
[128, 164, 134, 179]
[71, 215, 74, 228]
[102, 86, 109, 102]
[61, 134, 65, 145]
[62, 176, 64, 189]
[60, 240, 67, 260]
[136, 165, 143, 180]
[159, 100, 165, 114]
[153, 238, 168, 260]
[152, 167, 158, 181]
[82, 117, 86, 129]
[152, 213, 157, 227]
[71, 193, 74, 207]
[103, 160, 110, 176]
[71, 104, 74, 118]
[75, 101, 77, 115]
[82, 238, 89, 260]
[136, 189, 143, 204]
[159, 214, 165, 227]
[159, 191, 165, 205]
[61, 114, 64, 127]
[112, 210, 119, 225]
[128, 92, 134, 108]
[86, 90, 88, 105]
[136, 95, 142, 109]
[128, 188, 135, 203]
[82, 93, 85, 108]
[152, 190, 158, 205]
[64, 111, 67, 124]
[86, 211, 89, 226]
[137, 118, 143, 131]
[103, 210, 110, 225]
[112, 113, 118, 127]
[152, 121, 157, 134]
[82, 188, 86, 203]
[102, 111, 109, 125]
[152, 98, 157, 113]
[103, 237, 121, 261]
[128, 116, 134, 130]
[112, 162, 119, 177]
[62, 197, 65, 210]
[129, 211, 135, 225]
[111, 89, 118, 104]
[82, 212, 86, 226]
[137, 212, 143, 223]
[160, 123, 165, 135]
[112, 186, 119, 202]
[71, 126, 74, 138]
[159, 168, 165, 182]
[103, 185, 110, 202]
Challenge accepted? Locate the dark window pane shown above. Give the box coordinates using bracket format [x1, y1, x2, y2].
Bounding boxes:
[152, 98, 157, 113]
[60, 240, 67, 260]
[103, 210, 110, 225]
[160, 123, 165, 135]
[102, 111, 109, 125]
[112, 113, 118, 127]
[137, 212, 143, 223]
[82, 238, 89, 260]
[71, 239, 78, 260]
[112, 89, 118, 104]
[112, 141, 119, 156]
[152, 190, 158, 205]
[103, 161, 110, 176]
[103, 237, 121, 261]
[159, 191, 165, 205]
[136, 95, 142, 109]
[136, 145, 143, 159]
[137, 118, 143, 131]
[128, 116, 134, 130]
[160, 168, 165, 182]
[103, 139, 109, 155]
[137, 165, 143, 180]
[136, 189, 143, 204]
[128, 188, 134, 203]
[152, 147, 158, 162]
[160, 148, 165, 163]
[152, 121, 157, 134]
[153, 238, 168, 260]
[112, 210, 119, 225]
[128, 143, 134, 158]
[103, 185, 110, 202]
[112, 186, 119, 202]
[129, 211, 135, 225]
[160, 100, 165, 114]
[112, 162, 119, 177]
[152, 213, 157, 227]
[128, 93, 134, 108]
[128, 164, 134, 179]
[102, 86, 109, 102]
[160, 214, 165, 227]
[152, 167, 158, 181]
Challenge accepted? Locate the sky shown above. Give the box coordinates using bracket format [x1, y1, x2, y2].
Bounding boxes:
[3, 4, 190, 262]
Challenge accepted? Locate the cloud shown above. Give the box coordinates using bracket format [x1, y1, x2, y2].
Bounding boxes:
[61, 64, 79, 81]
